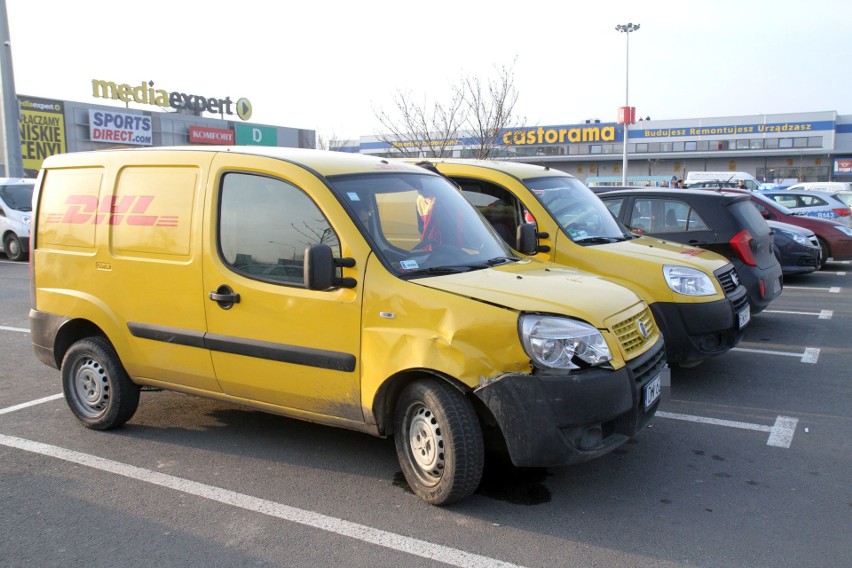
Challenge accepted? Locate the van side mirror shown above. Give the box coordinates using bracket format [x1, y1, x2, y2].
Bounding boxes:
[517, 224, 550, 255]
[304, 244, 356, 290]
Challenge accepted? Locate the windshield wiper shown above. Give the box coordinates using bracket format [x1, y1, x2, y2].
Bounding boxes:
[573, 236, 624, 244]
[405, 266, 471, 276]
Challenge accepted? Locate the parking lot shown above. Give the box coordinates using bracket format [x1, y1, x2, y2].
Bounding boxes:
[1, 255, 850, 568]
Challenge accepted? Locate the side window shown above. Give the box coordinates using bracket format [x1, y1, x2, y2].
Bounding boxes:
[457, 180, 522, 246]
[603, 198, 622, 217]
[630, 198, 708, 233]
[218, 172, 340, 285]
[799, 195, 825, 207]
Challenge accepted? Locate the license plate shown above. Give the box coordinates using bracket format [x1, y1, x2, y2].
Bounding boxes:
[644, 375, 661, 410]
[738, 306, 751, 329]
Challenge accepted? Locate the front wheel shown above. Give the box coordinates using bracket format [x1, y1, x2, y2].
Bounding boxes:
[3, 233, 26, 262]
[393, 379, 484, 505]
[61, 337, 140, 430]
[817, 237, 829, 269]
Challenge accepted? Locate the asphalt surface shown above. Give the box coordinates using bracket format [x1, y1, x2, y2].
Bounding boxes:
[1, 255, 850, 568]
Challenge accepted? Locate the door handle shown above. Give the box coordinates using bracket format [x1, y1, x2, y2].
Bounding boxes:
[209, 285, 240, 309]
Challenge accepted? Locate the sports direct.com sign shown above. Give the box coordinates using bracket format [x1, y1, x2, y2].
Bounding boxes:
[89, 109, 153, 146]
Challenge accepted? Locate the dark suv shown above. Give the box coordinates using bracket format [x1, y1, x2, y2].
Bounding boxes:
[600, 189, 783, 313]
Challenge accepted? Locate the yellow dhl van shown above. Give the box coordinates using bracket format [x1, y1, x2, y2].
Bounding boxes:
[407, 159, 751, 366]
[30, 147, 665, 505]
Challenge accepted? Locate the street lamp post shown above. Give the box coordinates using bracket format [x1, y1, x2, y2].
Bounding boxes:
[615, 22, 640, 186]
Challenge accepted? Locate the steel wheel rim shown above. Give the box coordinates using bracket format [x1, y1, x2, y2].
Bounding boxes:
[71, 357, 109, 418]
[7, 238, 20, 257]
[404, 402, 445, 486]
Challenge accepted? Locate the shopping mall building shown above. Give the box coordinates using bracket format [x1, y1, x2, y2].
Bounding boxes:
[9, 78, 315, 178]
[334, 110, 852, 186]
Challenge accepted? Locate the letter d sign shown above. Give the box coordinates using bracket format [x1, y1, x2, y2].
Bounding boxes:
[252, 128, 262, 143]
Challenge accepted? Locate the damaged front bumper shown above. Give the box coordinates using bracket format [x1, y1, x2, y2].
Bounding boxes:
[474, 338, 665, 467]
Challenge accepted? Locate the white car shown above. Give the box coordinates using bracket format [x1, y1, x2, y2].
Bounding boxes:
[0, 178, 35, 261]
[784, 182, 852, 192]
[761, 189, 852, 227]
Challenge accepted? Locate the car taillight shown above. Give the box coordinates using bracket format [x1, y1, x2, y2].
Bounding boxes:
[832, 208, 851, 217]
[730, 229, 757, 266]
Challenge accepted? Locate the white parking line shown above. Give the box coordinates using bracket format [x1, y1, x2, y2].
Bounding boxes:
[764, 309, 833, 319]
[732, 346, 820, 363]
[784, 286, 841, 293]
[0, 393, 63, 416]
[656, 412, 799, 448]
[0, 325, 29, 333]
[0, 434, 524, 568]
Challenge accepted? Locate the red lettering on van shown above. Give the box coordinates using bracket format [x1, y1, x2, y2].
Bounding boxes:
[48, 195, 178, 227]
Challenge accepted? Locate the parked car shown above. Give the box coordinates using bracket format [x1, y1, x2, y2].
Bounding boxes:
[724, 189, 852, 269]
[406, 159, 750, 367]
[784, 181, 852, 192]
[599, 189, 783, 313]
[0, 177, 35, 261]
[761, 189, 852, 227]
[766, 220, 820, 276]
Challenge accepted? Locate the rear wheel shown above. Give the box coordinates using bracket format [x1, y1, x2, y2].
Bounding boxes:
[393, 379, 484, 505]
[61, 337, 140, 430]
[3, 233, 26, 262]
[817, 237, 829, 269]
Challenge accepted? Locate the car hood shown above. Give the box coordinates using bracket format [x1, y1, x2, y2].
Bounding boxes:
[412, 258, 644, 329]
[593, 235, 730, 270]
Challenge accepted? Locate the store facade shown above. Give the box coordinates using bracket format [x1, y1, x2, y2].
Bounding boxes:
[340, 110, 852, 185]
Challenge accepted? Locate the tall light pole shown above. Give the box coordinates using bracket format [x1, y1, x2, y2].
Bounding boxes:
[615, 22, 639, 186]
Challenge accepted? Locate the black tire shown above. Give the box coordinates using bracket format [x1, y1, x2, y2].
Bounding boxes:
[3, 233, 26, 262]
[817, 237, 829, 269]
[393, 379, 484, 505]
[61, 337, 140, 430]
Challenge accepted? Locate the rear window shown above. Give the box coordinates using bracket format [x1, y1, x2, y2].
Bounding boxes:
[729, 200, 771, 238]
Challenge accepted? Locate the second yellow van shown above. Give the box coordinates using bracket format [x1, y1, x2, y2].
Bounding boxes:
[409, 159, 751, 366]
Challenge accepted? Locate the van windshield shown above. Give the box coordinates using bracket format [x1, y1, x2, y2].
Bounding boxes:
[328, 172, 516, 278]
[0, 183, 35, 211]
[525, 176, 631, 243]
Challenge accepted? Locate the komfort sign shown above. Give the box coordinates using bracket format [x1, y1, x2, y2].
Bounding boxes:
[91, 79, 253, 121]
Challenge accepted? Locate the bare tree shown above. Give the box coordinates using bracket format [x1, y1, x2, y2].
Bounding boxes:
[373, 61, 522, 160]
[459, 60, 522, 159]
[373, 88, 466, 158]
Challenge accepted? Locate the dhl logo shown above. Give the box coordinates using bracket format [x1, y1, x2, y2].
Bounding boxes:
[45, 195, 178, 227]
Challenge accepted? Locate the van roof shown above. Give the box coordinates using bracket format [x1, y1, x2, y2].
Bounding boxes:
[410, 158, 573, 181]
[40, 146, 432, 178]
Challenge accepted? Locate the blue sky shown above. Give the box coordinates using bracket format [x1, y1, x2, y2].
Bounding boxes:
[5, 0, 849, 140]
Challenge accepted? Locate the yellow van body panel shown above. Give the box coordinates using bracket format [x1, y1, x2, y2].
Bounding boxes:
[33, 153, 219, 392]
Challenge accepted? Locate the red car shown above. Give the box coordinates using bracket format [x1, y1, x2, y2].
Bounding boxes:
[726, 189, 852, 269]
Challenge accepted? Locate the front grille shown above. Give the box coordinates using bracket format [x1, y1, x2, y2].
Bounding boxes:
[716, 266, 740, 296]
[612, 306, 657, 356]
[730, 289, 749, 314]
[629, 340, 666, 385]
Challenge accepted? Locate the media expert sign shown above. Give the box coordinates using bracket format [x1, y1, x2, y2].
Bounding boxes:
[89, 110, 153, 146]
[18, 96, 66, 176]
[91, 80, 253, 121]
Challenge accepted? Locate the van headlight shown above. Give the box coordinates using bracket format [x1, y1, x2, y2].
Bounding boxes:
[663, 265, 716, 296]
[519, 315, 611, 370]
